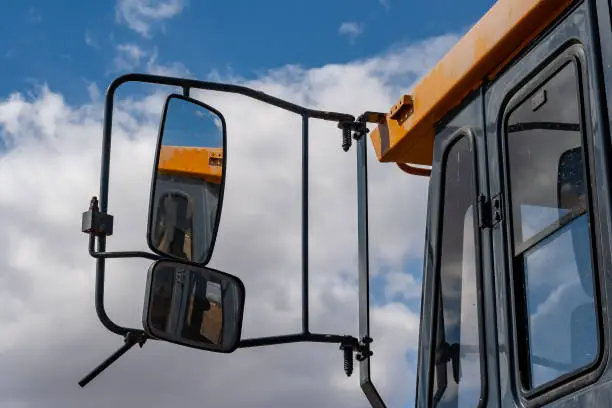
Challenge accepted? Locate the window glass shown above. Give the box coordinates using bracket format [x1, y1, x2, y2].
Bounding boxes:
[432, 137, 483, 407]
[523, 214, 597, 387]
[506, 61, 599, 390]
[506, 63, 586, 253]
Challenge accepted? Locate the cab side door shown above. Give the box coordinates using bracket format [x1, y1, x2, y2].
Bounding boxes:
[484, 2, 611, 406]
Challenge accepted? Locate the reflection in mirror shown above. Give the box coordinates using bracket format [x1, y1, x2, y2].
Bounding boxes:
[143, 260, 245, 352]
[558, 146, 586, 214]
[148, 94, 226, 264]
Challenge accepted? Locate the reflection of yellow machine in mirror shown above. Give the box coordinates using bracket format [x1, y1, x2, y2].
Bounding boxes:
[158, 145, 223, 185]
[151, 145, 223, 263]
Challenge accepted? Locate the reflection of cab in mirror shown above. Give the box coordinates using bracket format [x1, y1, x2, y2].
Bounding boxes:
[150, 146, 223, 262]
[182, 273, 224, 344]
[152, 191, 194, 260]
[143, 260, 245, 353]
[149, 265, 175, 332]
[147, 94, 226, 265]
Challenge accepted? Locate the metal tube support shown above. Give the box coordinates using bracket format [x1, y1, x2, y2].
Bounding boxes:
[94, 251, 129, 336]
[106, 73, 355, 124]
[89, 234, 160, 261]
[238, 333, 356, 348]
[302, 114, 310, 334]
[356, 135, 386, 408]
[78, 333, 144, 387]
[92, 89, 136, 337]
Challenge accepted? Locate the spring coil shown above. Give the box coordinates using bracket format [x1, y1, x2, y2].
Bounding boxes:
[342, 346, 353, 377]
[342, 127, 352, 152]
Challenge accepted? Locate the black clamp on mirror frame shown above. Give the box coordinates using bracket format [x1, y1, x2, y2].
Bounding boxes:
[80, 71, 387, 408]
[82, 197, 114, 237]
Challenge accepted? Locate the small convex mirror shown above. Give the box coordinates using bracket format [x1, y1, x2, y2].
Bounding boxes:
[143, 260, 245, 352]
[148, 94, 226, 264]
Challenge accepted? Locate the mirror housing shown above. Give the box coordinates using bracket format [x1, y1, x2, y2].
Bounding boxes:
[147, 94, 227, 265]
[142, 260, 245, 353]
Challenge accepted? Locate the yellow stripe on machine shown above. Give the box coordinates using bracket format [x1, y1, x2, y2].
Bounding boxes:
[158, 145, 223, 184]
[369, 0, 577, 167]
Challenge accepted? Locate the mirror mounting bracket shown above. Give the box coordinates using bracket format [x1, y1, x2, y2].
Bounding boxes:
[82, 196, 114, 237]
[340, 336, 374, 377]
[338, 111, 386, 152]
[82, 197, 161, 262]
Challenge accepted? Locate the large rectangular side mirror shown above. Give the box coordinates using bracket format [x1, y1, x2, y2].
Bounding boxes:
[142, 260, 245, 353]
[147, 94, 227, 265]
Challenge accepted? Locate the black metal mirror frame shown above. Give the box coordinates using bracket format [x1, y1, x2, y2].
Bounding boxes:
[79, 72, 386, 408]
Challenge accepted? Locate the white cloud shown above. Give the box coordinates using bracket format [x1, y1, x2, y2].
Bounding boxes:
[146, 47, 192, 77]
[116, 0, 186, 38]
[110, 44, 192, 78]
[87, 82, 101, 102]
[339, 22, 364, 43]
[384, 272, 422, 302]
[84, 31, 98, 49]
[0, 32, 459, 407]
[379, 0, 390, 10]
[28, 7, 42, 24]
[112, 43, 148, 73]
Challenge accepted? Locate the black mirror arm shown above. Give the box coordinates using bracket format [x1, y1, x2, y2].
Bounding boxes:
[108, 73, 357, 125]
[84, 197, 159, 261]
[88, 234, 159, 261]
[78, 331, 148, 388]
[238, 332, 372, 378]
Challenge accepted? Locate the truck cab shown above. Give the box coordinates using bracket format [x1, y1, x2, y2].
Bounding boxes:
[79, 1, 612, 405]
[366, 0, 612, 406]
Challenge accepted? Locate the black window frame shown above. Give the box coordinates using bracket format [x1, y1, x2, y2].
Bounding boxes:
[499, 43, 606, 405]
[428, 127, 488, 408]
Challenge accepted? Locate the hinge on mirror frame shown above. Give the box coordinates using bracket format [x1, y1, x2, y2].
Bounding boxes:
[478, 193, 503, 229]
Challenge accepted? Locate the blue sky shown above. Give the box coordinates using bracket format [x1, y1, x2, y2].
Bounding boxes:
[162, 95, 223, 147]
[0, 1, 497, 407]
[0, 0, 493, 105]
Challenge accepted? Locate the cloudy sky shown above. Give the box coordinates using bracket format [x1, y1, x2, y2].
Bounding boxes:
[0, 1, 494, 407]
